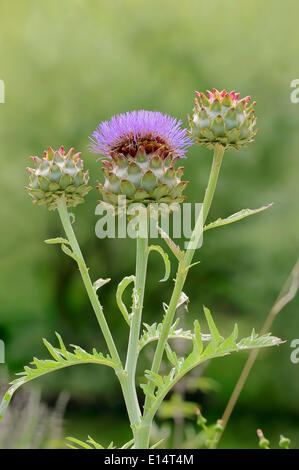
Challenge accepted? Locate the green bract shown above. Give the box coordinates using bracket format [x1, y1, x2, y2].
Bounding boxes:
[98, 148, 188, 207]
[189, 89, 257, 151]
[26, 146, 92, 210]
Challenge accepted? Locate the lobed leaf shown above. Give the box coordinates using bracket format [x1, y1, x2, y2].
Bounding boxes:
[203, 306, 221, 345]
[204, 204, 273, 232]
[67, 435, 135, 449]
[0, 333, 117, 421]
[142, 307, 282, 420]
[138, 319, 211, 353]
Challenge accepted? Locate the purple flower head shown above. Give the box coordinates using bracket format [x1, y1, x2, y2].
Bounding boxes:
[89, 110, 192, 160]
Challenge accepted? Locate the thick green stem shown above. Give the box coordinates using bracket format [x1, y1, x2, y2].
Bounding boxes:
[125, 235, 149, 447]
[56, 197, 121, 366]
[141, 145, 224, 445]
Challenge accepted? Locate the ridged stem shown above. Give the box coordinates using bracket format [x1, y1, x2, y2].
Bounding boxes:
[141, 144, 224, 446]
[125, 235, 149, 447]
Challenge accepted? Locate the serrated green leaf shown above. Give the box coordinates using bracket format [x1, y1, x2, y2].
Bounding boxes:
[42, 338, 64, 361]
[144, 370, 164, 388]
[87, 435, 105, 449]
[216, 324, 239, 353]
[67, 437, 93, 449]
[203, 306, 221, 345]
[55, 332, 67, 358]
[204, 204, 273, 232]
[67, 434, 127, 449]
[140, 383, 156, 403]
[138, 319, 211, 353]
[143, 323, 282, 422]
[0, 335, 118, 422]
[237, 332, 282, 350]
[165, 343, 179, 367]
[193, 320, 203, 356]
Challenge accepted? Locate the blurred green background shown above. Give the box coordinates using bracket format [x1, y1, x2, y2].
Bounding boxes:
[0, 0, 299, 449]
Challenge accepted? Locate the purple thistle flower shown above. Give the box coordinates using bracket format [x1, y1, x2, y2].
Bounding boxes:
[89, 110, 192, 160]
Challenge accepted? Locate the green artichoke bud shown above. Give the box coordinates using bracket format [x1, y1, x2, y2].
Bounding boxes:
[98, 148, 188, 207]
[26, 146, 92, 210]
[189, 89, 257, 151]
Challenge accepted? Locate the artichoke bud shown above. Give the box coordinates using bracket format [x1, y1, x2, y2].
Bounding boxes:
[26, 146, 92, 210]
[97, 145, 188, 208]
[189, 89, 257, 151]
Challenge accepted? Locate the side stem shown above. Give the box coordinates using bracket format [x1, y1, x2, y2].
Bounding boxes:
[141, 144, 224, 445]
